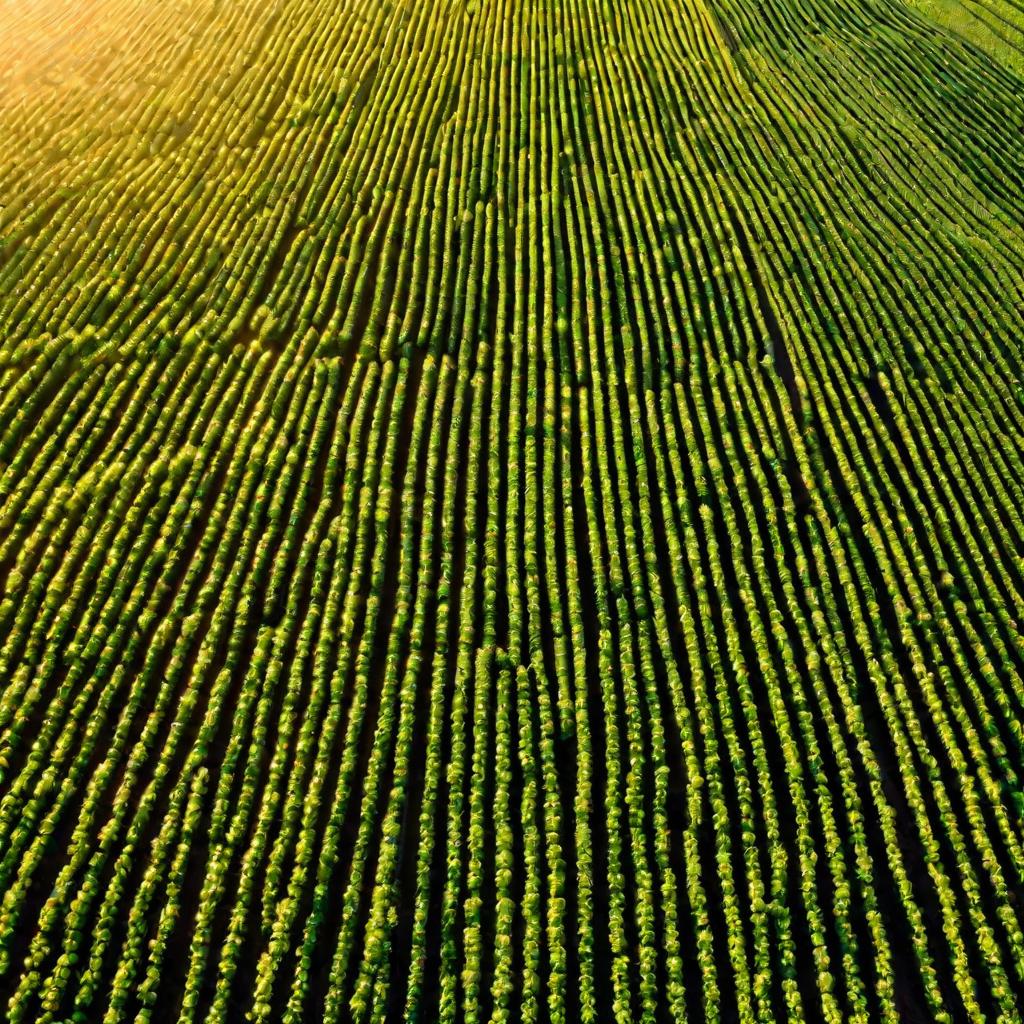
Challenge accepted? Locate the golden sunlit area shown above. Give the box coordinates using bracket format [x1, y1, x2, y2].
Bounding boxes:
[1, 0, 1024, 1021]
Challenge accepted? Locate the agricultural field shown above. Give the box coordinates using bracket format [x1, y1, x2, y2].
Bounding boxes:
[0, 0, 1023, 1019]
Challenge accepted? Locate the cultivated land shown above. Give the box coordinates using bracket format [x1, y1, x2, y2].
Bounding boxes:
[1, 0, 1024, 1020]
